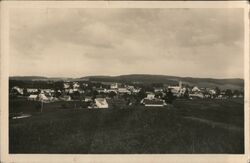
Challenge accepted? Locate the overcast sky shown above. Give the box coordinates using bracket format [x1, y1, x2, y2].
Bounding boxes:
[10, 8, 244, 79]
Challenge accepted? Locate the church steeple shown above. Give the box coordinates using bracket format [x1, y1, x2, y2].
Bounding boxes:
[179, 81, 182, 88]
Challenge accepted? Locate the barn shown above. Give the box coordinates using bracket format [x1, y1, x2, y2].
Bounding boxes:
[95, 98, 109, 108]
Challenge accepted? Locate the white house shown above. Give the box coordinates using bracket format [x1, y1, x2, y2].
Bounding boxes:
[132, 88, 141, 94]
[189, 93, 204, 99]
[28, 94, 38, 101]
[142, 99, 166, 107]
[208, 89, 216, 95]
[65, 89, 74, 94]
[64, 83, 70, 89]
[27, 88, 38, 93]
[38, 93, 49, 101]
[126, 85, 135, 90]
[82, 83, 88, 87]
[146, 93, 155, 100]
[73, 82, 80, 89]
[95, 98, 109, 108]
[118, 88, 131, 94]
[110, 83, 119, 89]
[73, 88, 79, 92]
[60, 95, 71, 101]
[168, 86, 180, 93]
[168, 81, 183, 95]
[12, 86, 23, 95]
[79, 90, 85, 94]
[238, 94, 244, 98]
[41, 89, 52, 93]
[192, 86, 201, 92]
[96, 88, 107, 94]
[84, 96, 92, 102]
[154, 88, 164, 92]
[179, 87, 186, 95]
[106, 89, 118, 94]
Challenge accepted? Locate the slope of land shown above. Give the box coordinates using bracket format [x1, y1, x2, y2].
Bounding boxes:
[9, 98, 244, 154]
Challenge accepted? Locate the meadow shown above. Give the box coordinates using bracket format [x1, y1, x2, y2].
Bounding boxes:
[9, 98, 244, 154]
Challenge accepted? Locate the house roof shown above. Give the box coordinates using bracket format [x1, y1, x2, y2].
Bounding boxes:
[95, 98, 108, 105]
[29, 95, 37, 98]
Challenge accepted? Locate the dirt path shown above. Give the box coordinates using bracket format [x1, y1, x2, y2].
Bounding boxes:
[183, 116, 243, 132]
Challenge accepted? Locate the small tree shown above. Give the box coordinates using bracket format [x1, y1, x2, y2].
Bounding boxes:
[225, 89, 233, 98]
[23, 88, 28, 96]
[183, 88, 189, 98]
[164, 88, 176, 104]
[55, 90, 62, 98]
[136, 88, 146, 103]
[54, 81, 64, 91]
[155, 92, 163, 99]
[108, 91, 117, 98]
[215, 87, 221, 96]
[92, 90, 99, 100]
[71, 91, 80, 100]
[233, 90, 240, 97]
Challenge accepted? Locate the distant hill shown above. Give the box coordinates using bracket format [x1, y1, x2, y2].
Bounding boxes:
[9, 76, 72, 81]
[10, 76, 49, 81]
[79, 74, 244, 90]
[10, 74, 244, 90]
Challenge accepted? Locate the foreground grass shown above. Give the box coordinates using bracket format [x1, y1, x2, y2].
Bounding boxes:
[9, 99, 244, 154]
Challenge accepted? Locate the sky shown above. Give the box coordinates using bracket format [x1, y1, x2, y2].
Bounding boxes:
[9, 8, 244, 79]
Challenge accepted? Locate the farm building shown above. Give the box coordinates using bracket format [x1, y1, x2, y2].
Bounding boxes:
[192, 86, 201, 93]
[96, 88, 107, 94]
[11, 86, 24, 95]
[168, 81, 183, 97]
[40, 89, 54, 93]
[126, 85, 135, 90]
[142, 99, 166, 107]
[65, 89, 74, 94]
[154, 88, 164, 93]
[84, 96, 92, 102]
[208, 89, 216, 95]
[38, 93, 49, 101]
[63, 83, 70, 89]
[110, 83, 120, 89]
[118, 88, 131, 94]
[189, 93, 204, 99]
[82, 83, 88, 87]
[146, 93, 155, 100]
[59, 95, 71, 101]
[106, 89, 118, 94]
[28, 94, 38, 101]
[95, 98, 109, 108]
[168, 86, 181, 93]
[73, 82, 80, 89]
[27, 88, 38, 93]
[132, 88, 141, 94]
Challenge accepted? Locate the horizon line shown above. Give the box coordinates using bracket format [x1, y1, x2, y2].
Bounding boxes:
[9, 73, 244, 80]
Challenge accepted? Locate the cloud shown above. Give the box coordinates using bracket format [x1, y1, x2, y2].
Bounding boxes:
[9, 8, 244, 78]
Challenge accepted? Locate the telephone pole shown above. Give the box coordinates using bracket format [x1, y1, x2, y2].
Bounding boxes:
[41, 100, 43, 113]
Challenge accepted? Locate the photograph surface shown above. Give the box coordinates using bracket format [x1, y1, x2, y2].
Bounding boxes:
[7, 6, 245, 154]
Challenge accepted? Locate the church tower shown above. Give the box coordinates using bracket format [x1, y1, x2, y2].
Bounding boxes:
[179, 81, 182, 88]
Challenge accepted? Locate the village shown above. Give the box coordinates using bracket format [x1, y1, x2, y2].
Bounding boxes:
[6, 5, 246, 155]
[10, 80, 244, 110]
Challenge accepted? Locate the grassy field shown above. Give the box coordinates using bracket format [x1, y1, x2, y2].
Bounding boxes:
[9, 98, 244, 154]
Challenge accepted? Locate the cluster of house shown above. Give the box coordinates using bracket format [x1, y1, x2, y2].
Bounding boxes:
[166, 81, 244, 99]
[94, 83, 141, 95]
[10, 80, 244, 108]
[141, 93, 167, 107]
